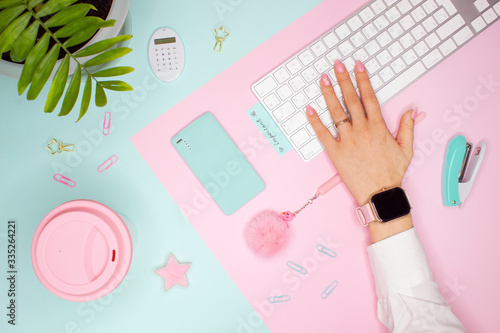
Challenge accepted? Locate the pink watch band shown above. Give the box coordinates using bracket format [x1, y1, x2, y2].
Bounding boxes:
[356, 203, 376, 226]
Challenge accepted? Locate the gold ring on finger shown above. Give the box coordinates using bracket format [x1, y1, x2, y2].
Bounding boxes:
[334, 118, 350, 127]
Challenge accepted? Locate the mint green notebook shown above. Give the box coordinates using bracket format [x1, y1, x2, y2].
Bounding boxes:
[172, 112, 265, 215]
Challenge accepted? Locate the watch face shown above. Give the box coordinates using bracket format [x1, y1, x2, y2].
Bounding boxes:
[371, 187, 411, 222]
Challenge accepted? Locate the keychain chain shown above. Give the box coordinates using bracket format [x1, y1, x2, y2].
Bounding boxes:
[294, 192, 320, 215]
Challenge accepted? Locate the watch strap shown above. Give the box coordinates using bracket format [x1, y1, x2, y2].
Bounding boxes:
[356, 203, 376, 227]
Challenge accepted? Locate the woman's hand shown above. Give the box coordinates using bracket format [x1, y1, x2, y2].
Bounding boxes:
[306, 60, 417, 206]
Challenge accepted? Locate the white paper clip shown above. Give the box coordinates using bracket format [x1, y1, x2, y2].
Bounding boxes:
[321, 280, 339, 299]
[268, 295, 290, 304]
[103, 112, 111, 136]
[54, 174, 76, 187]
[317, 244, 337, 258]
[98, 155, 118, 173]
[286, 261, 307, 275]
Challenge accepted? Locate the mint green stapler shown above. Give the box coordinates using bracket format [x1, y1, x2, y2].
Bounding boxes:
[442, 135, 486, 206]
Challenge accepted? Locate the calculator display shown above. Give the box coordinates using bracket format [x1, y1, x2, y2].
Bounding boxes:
[154, 37, 176, 45]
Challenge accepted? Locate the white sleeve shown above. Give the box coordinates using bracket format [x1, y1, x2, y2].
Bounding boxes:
[367, 228, 465, 332]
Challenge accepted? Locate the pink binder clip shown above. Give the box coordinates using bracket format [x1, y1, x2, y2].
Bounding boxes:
[98, 155, 118, 173]
[103, 112, 111, 136]
[54, 174, 76, 187]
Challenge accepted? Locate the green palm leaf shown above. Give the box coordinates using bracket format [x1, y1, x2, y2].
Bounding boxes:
[9, 20, 40, 62]
[100, 80, 133, 91]
[0, 11, 30, 54]
[55, 16, 105, 38]
[93, 66, 134, 77]
[36, 0, 78, 17]
[77, 75, 92, 122]
[18, 32, 49, 94]
[64, 19, 115, 48]
[83, 47, 132, 67]
[0, 5, 24, 34]
[27, 43, 60, 100]
[45, 3, 96, 28]
[74, 34, 132, 58]
[28, 0, 45, 7]
[59, 65, 81, 116]
[95, 82, 107, 107]
[45, 54, 70, 113]
[0, 0, 22, 10]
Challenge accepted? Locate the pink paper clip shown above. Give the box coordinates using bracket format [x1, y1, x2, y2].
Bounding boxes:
[103, 112, 111, 136]
[98, 155, 118, 173]
[54, 174, 76, 187]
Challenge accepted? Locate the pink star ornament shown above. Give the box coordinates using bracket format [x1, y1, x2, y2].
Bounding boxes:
[155, 255, 191, 291]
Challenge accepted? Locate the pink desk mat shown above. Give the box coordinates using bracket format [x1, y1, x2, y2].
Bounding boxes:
[132, 1, 500, 331]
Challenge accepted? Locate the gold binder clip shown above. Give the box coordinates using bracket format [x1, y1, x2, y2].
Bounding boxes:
[214, 25, 229, 52]
[46, 138, 75, 155]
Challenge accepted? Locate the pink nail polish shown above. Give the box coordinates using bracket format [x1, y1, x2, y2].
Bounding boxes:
[412, 107, 419, 119]
[321, 73, 331, 86]
[334, 59, 345, 73]
[355, 60, 365, 72]
[306, 105, 315, 116]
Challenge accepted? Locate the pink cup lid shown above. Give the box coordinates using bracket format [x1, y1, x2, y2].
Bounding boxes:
[31, 200, 133, 302]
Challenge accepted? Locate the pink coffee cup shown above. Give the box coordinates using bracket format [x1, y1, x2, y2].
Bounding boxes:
[31, 200, 133, 302]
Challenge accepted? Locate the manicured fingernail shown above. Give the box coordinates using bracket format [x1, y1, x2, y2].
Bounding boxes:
[355, 60, 365, 72]
[334, 59, 345, 73]
[321, 73, 331, 86]
[415, 112, 426, 123]
[306, 105, 315, 116]
[412, 107, 419, 119]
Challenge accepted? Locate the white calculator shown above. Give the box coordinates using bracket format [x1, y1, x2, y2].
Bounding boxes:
[148, 27, 185, 82]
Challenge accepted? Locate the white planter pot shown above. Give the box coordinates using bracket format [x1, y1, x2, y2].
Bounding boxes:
[0, 0, 131, 79]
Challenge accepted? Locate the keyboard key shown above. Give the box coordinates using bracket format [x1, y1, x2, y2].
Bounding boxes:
[319, 111, 333, 127]
[316, 95, 327, 110]
[433, 8, 449, 24]
[286, 59, 303, 75]
[306, 123, 315, 136]
[402, 49, 418, 64]
[425, 32, 440, 48]
[344, 57, 356, 71]
[359, 7, 375, 22]
[300, 139, 322, 160]
[400, 15, 416, 30]
[471, 16, 487, 32]
[422, 16, 438, 32]
[384, 0, 398, 6]
[365, 40, 381, 55]
[422, 0, 437, 14]
[347, 15, 363, 31]
[379, 67, 395, 82]
[400, 33, 415, 48]
[388, 23, 404, 38]
[374, 15, 390, 30]
[494, 2, 500, 15]
[283, 112, 308, 134]
[263, 93, 280, 110]
[391, 58, 407, 73]
[439, 38, 457, 55]
[422, 49, 443, 68]
[290, 128, 310, 147]
[274, 67, 290, 84]
[333, 84, 342, 97]
[326, 49, 342, 65]
[377, 50, 393, 66]
[452, 26, 473, 46]
[388, 41, 404, 56]
[299, 49, 315, 66]
[254, 76, 277, 97]
[350, 32, 366, 48]
[386, 7, 402, 22]
[362, 23, 378, 40]
[323, 32, 339, 48]
[335, 24, 351, 39]
[473, 0, 489, 12]
[410, 0, 423, 5]
[311, 41, 327, 57]
[277, 85, 293, 100]
[397, 0, 413, 14]
[273, 101, 295, 122]
[411, 24, 426, 40]
[414, 41, 429, 56]
[436, 14, 465, 39]
[365, 58, 381, 74]
[371, 0, 387, 14]
[314, 58, 330, 74]
[327, 126, 339, 138]
[339, 40, 354, 56]
[411, 6, 426, 21]
[353, 49, 369, 62]
[304, 84, 321, 99]
[435, 0, 457, 15]
[291, 92, 308, 108]
[483, 8, 497, 23]
[289, 76, 305, 91]
[376, 61, 426, 104]
[301, 67, 318, 82]
[370, 75, 383, 90]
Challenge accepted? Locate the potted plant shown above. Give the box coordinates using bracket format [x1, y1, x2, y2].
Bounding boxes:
[0, 0, 134, 121]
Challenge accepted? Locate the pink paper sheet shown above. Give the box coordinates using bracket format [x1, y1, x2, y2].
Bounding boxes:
[132, 1, 500, 330]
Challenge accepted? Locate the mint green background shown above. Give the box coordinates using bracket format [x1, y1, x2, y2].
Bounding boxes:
[0, 0, 322, 332]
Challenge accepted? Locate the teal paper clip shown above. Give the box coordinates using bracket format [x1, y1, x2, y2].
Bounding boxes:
[317, 244, 337, 258]
[268, 295, 291, 304]
[286, 261, 307, 274]
[321, 280, 339, 299]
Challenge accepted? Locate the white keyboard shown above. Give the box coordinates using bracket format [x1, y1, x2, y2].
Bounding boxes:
[252, 0, 500, 162]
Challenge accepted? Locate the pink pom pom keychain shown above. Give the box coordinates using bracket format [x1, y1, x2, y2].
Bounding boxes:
[244, 110, 426, 256]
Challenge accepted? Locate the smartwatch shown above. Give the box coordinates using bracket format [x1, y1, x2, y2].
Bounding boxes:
[356, 187, 412, 226]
